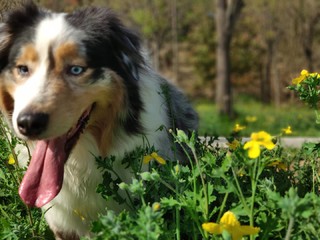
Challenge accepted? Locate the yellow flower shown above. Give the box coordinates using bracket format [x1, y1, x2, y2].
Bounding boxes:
[8, 154, 15, 165]
[245, 116, 257, 123]
[227, 139, 240, 150]
[233, 124, 246, 132]
[143, 152, 166, 165]
[292, 69, 320, 85]
[243, 131, 275, 158]
[292, 69, 309, 84]
[174, 164, 180, 174]
[152, 202, 161, 211]
[202, 211, 260, 240]
[202, 222, 223, 234]
[282, 126, 292, 134]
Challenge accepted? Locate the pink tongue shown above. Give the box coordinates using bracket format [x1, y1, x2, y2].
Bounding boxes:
[19, 137, 67, 208]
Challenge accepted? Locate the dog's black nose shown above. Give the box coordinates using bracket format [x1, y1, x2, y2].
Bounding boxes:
[17, 112, 49, 137]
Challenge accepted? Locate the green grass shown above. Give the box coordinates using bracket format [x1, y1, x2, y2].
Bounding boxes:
[195, 96, 320, 137]
[1, 115, 320, 239]
[2, 94, 320, 239]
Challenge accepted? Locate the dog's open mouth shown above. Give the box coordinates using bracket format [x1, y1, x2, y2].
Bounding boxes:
[18, 103, 95, 208]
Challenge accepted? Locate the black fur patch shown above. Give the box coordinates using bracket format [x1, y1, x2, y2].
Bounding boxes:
[0, 1, 46, 71]
[66, 7, 144, 135]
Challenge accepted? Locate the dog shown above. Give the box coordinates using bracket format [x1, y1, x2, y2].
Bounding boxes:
[0, 2, 198, 239]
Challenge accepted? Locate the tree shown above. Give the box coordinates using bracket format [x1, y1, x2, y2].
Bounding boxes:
[247, 0, 283, 104]
[215, 0, 244, 117]
[290, 0, 320, 72]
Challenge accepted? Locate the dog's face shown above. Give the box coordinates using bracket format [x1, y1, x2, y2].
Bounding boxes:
[0, 3, 144, 143]
[4, 18, 105, 141]
[0, 2, 144, 207]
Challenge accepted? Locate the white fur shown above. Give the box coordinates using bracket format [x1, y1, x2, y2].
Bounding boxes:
[12, 14, 65, 139]
[22, 69, 171, 237]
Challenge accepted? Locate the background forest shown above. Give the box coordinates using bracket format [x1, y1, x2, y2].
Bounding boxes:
[2, 1, 320, 239]
[35, 0, 320, 103]
[2, 0, 320, 135]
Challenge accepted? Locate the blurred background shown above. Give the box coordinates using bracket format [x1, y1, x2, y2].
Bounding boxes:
[3, 0, 320, 136]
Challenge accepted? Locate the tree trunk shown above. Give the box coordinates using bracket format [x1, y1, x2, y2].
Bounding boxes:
[171, 0, 179, 83]
[216, 19, 232, 116]
[215, 0, 244, 118]
[273, 64, 281, 107]
[261, 40, 274, 104]
[302, 15, 320, 73]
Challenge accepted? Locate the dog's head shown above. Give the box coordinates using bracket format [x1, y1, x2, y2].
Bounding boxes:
[0, 1, 144, 207]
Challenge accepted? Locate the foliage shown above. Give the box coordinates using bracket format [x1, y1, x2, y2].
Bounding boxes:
[1, 117, 320, 239]
[288, 70, 320, 123]
[0, 117, 53, 240]
[87, 128, 320, 240]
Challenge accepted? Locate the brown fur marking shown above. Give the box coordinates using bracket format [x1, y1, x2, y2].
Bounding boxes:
[0, 79, 15, 115]
[54, 42, 86, 73]
[88, 72, 125, 156]
[16, 44, 38, 64]
[13, 44, 39, 82]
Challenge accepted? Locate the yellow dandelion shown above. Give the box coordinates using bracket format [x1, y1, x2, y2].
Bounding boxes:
[202, 222, 223, 235]
[292, 69, 309, 85]
[292, 69, 320, 85]
[243, 131, 275, 159]
[282, 126, 292, 135]
[143, 152, 166, 165]
[8, 154, 15, 165]
[233, 124, 246, 132]
[152, 202, 161, 212]
[202, 211, 260, 240]
[174, 164, 180, 174]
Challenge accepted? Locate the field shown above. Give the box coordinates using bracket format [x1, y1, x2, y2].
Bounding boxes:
[196, 96, 320, 137]
[1, 96, 320, 239]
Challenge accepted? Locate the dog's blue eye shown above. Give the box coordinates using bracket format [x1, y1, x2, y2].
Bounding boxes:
[68, 66, 86, 76]
[16, 65, 29, 76]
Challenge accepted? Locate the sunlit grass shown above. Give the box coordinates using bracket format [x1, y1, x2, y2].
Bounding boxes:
[195, 96, 320, 136]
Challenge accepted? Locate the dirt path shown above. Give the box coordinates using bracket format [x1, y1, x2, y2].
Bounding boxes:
[205, 137, 320, 148]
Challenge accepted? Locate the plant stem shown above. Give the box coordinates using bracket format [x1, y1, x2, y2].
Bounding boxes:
[191, 148, 209, 218]
[216, 192, 229, 221]
[175, 200, 181, 240]
[284, 216, 295, 240]
[232, 168, 250, 214]
[27, 205, 35, 236]
[159, 178, 176, 193]
[175, 168, 181, 240]
[250, 158, 259, 227]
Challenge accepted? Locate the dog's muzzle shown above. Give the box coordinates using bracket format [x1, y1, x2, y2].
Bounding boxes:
[17, 112, 49, 137]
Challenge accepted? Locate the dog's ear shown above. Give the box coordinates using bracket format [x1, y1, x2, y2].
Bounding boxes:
[0, 1, 41, 72]
[0, 23, 12, 72]
[67, 7, 144, 81]
[111, 26, 143, 81]
[0, 23, 10, 50]
[0, 23, 14, 115]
